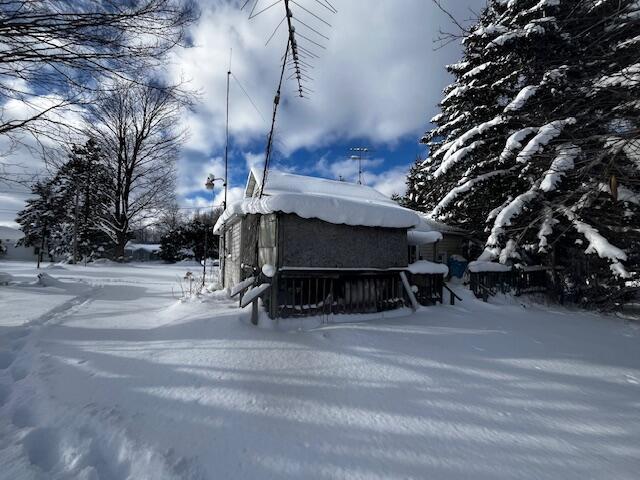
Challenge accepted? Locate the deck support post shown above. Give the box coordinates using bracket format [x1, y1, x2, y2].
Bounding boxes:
[399, 272, 419, 311]
[251, 299, 259, 325]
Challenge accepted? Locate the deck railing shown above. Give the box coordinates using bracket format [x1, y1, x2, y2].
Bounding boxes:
[274, 273, 406, 318]
[408, 273, 445, 305]
[469, 266, 563, 301]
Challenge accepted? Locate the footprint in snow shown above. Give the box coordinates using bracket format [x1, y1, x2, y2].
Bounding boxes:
[0, 383, 10, 407]
[22, 427, 61, 472]
[0, 350, 16, 370]
[10, 364, 28, 382]
[6, 328, 30, 340]
[11, 405, 36, 428]
[10, 338, 27, 352]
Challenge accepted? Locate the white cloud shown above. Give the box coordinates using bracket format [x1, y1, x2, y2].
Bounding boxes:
[314, 155, 384, 182]
[183, 184, 244, 210]
[1, 0, 484, 223]
[169, 0, 485, 155]
[365, 166, 410, 198]
[243, 151, 264, 171]
[216, 186, 244, 207]
[308, 154, 409, 197]
[178, 156, 226, 195]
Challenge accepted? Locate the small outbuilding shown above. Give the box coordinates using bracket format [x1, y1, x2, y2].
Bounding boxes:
[214, 169, 452, 319]
[124, 243, 161, 262]
[409, 215, 469, 265]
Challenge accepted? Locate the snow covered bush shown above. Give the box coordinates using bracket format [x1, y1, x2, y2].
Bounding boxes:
[406, 0, 639, 305]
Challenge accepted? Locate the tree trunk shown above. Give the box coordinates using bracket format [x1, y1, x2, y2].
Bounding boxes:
[115, 227, 128, 261]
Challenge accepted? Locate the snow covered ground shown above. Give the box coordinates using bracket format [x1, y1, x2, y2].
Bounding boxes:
[0, 260, 639, 479]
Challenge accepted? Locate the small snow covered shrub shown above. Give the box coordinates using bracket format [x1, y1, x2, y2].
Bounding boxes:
[176, 268, 221, 300]
[404, 0, 639, 306]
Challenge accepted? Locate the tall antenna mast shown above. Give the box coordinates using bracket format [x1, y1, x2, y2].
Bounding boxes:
[224, 49, 232, 209]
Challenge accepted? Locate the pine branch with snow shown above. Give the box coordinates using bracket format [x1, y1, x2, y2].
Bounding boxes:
[407, 0, 639, 303]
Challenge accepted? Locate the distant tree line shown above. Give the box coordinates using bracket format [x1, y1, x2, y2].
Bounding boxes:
[159, 209, 222, 263]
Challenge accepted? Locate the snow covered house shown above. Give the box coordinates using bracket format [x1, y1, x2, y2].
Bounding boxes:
[214, 169, 449, 318]
[124, 242, 161, 262]
[409, 215, 469, 265]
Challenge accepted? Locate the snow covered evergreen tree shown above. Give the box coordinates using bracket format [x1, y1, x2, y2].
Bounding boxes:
[407, 0, 639, 304]
[15, 181, 57, 260]
[55, 139, 112, 260]
[16, 139, 112, 261]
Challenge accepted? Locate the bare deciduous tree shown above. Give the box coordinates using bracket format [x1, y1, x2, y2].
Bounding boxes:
[86, 81, 188, 259]
[0, 0, 197, 182]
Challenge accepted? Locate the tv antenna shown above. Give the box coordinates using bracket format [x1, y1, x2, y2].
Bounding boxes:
[241, 0, 336, 98]
[349, 147, 373, 185]
[240, 0, 337, 196]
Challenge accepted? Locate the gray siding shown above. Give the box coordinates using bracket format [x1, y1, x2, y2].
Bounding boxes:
[277, 214, 408, 269]
[223, 219, 242, 288]
[417, 233, 465, 263]
[241, 215, 259, 268]
[258, 214, 277, 268]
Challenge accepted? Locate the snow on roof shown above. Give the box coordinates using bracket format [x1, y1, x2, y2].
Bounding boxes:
[408, 230, 442, 245]
[250, 167, 393, 203]
[215, 169, 421, 233]
[413, 214, 467, 235]
[125, 243, 160, 253]
[468, 261, 512, 273]
[0, 226, 24, 241]
[407, 260, 449, 275]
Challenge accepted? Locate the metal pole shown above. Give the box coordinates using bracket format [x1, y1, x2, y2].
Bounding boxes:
[38, 222, 46, 269]
[202, 212, 207, 288]
[72, 189, 79, 263]
[224, 63, 230, 211]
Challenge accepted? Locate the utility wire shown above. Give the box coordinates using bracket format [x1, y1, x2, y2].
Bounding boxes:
[230, 72, 268, 123]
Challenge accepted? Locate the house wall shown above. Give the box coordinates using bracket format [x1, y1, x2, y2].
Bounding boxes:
[223, 218, 243, 288]
[418, 234, 465, 263]
[126, 249, 160, 262]
[241, 215, 259, 269]
[258, 214, 277, 268]
[277, 214, 408, 269]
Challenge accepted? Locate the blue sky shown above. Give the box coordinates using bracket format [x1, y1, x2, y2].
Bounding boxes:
[0, 0, 485, 226]
[182, 133, 428, 208]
